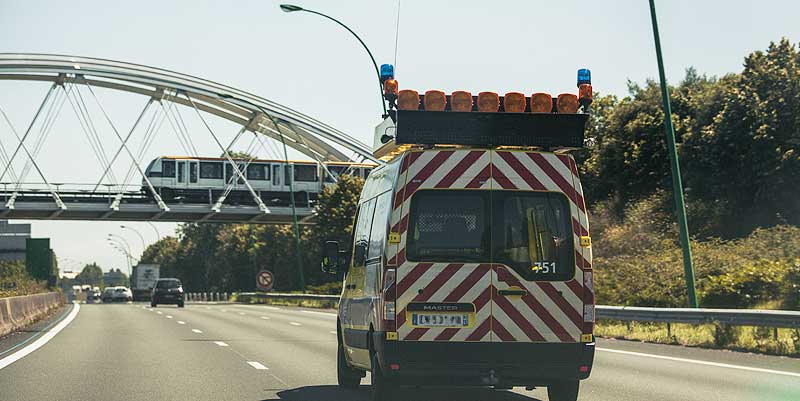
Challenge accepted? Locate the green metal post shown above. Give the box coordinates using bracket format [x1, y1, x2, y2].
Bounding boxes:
[649, 0, 698, 308]
[277, 131, 306, 290]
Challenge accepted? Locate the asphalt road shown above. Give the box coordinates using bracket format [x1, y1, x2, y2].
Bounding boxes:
[0, 302, 798, 401]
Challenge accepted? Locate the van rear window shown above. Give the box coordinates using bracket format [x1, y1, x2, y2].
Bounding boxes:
[406, 190, 575, 281]
[407, 191, 488, 262]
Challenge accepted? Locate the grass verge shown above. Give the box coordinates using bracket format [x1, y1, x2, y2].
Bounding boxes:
[596, 320, 800, 357]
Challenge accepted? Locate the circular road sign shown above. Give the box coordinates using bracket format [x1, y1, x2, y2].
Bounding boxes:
[256, 270, 274, 292]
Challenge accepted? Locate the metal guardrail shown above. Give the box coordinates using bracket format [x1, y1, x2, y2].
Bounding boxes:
[235, 292, 339, 302]
[596, 306, 800, 329]
[199, 293, 800, 329]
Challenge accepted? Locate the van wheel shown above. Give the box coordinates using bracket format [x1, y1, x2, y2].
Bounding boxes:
[547, 380, 579, 401]
[337, 343, 361, 389]
[370, 354, 396, 401]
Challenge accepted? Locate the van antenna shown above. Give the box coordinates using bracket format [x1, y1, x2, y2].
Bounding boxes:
[393, 0, 401, 69]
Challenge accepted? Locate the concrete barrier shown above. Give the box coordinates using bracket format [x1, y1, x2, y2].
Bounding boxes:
[0, 292, 63, 337]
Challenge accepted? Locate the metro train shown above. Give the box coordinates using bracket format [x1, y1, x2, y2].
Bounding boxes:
[141, 156, 377, 205]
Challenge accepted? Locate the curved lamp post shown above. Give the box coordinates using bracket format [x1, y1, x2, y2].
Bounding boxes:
[120, 225, 146, 255]
[279, 4, 387, 115]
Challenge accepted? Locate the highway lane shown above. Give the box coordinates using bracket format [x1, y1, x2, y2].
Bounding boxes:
[0, 302, 797, 401]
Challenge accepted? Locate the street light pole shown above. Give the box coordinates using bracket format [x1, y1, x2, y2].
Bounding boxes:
[146, 221, 161, 240]
[279, 4, 387, 115]
[649, 0, 698, 308]
[217, 94, 306, 290]
[120, 225, 146, 255]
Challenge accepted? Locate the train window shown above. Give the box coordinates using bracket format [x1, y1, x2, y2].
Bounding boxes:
[363, 168, 372, 178]
[294, 165, 317, 182]
[285, 165, 291, 184]
[162, 160, 175, 178]
[189, 163, 198, 183]
[200, 162, 223, 179]
[177, 162, 185, 183]
[247, 164, 267, 180]
[273, 165, 280, 185]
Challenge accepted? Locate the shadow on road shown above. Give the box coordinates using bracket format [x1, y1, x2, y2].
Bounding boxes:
[262, 385, 543, 401]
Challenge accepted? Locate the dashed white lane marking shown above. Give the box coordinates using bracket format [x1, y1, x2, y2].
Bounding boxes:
[597, 348, 800, 378]
[301, 310, 337, 318]
[192, 329, 203, 334]
[0, 303, 81, 370]
[329, 331, 337, 334]
[205, 307, 211, 310]
[260, 316, 270, 320]
[289, 322, 302, 326]
[264, 306, 281, 311]
[177, 321, 186, 325]
[166, 315, 173, 319]
[214, 341, 229, 347]
[247, 361, 269, 370]
[156, 311, 163, 315]
[238, 312, 246, 315]
[221, 309, 227, 312]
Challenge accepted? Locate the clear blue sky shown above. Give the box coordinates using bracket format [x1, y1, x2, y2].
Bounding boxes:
[0, 0, 797, 274]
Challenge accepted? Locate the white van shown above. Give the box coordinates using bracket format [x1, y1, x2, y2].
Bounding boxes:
[323, 73, 595, 401]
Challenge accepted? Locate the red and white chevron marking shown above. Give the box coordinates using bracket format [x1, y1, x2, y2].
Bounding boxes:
[388, 149, 592, 343]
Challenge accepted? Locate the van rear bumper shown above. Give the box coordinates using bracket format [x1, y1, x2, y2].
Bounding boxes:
[372, 332, 595, 386]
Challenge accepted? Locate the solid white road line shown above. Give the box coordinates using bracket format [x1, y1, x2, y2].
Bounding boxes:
[213, 341, 229, 347]
[264, 306, 281, 311]
[0, 303, 80, 370]
[289, 322, 302, 326]
[301, 310, 337, 318]
[247, 361, 269, 370]
[597, 347, 800, 378]
[177, 321, 186, 325]
[260, 316, 270, 320]
[192, 329, 203, 334]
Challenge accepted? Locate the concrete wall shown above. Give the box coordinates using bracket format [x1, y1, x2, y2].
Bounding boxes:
[0, 292, 63, 338]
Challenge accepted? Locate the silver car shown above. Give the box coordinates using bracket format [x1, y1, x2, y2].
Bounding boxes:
[111, 286, 133, 302]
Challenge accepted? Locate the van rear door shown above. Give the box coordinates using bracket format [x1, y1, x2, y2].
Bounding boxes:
[392, 149, 494, 342]
[489, 150, 587, 343]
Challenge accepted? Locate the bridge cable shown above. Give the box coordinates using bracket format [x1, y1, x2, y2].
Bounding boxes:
[74, 85, 119, 188]
[183, 93, 269, 213]
[63, 84, 123, 191]
[15, 82, 70, 192]
[169, 99, 199, 156]
[82, 83, 168, 211]
[0, 83, 66, 209]
[160, 99, 194, 157]
[0, 105, 22, 183]
[119, 101, 167, 196]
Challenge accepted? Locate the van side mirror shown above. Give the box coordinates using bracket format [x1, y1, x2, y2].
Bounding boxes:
[353, 240, 368, 267]
[321, 241, 340, 274]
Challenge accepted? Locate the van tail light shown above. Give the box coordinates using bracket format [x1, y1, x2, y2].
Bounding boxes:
[382, 269, 397, 331]
[583, 271, 595, 333]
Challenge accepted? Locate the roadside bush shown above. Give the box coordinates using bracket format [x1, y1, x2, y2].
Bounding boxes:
[0, 260, 48, 298]
[700, 260, 786, 308]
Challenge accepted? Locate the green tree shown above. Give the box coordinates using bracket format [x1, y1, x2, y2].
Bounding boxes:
[75, 263, 104, 287]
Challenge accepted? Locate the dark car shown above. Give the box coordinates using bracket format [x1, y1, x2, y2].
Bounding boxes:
[150, 279, 184, 308]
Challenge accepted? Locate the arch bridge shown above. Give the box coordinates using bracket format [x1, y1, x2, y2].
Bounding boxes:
[0, 54, 378, 224]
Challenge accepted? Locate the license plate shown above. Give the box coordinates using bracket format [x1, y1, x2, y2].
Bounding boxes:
[411, 313, 470, 328]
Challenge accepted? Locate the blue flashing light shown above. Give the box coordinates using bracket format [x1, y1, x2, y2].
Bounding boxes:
[380, 64, 395, 81]
[577, 68, 591, 86]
